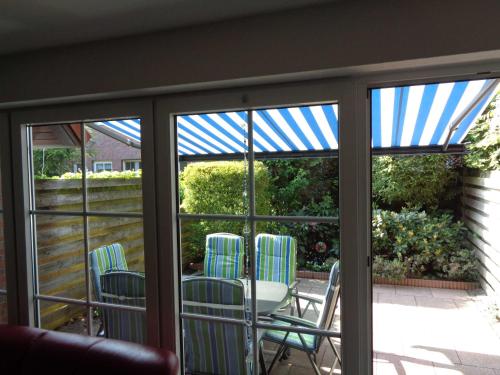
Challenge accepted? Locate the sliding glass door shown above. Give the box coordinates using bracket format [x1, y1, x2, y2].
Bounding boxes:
[9, 101, 160, 345]
[156, 78, 369, 374]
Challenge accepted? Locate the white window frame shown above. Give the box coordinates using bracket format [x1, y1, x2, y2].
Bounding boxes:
[7, 100, 160, 346]
[122, 159, 142, 171]
[93, 160, 113, 172]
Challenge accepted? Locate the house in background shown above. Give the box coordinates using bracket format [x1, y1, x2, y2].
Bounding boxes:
[83, 130, 142, 172]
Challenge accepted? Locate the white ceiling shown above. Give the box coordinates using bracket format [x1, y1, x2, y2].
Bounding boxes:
[0, 0, 335, 55]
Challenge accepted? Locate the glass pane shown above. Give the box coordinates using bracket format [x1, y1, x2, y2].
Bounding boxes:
[180, 218, 250, 278]
[85, 121, 143, 213]
[29, 124, 84, 211]
[181, 319, 253, 375]
[253, 104, 339, 217]
[95, 304, 147, 344]
[0, 294, 7, 324]
[255, 221, 341, 374]
[39, 300, 89, 335]
[88, 216, 145, 303]
[0, 213, 5, 290]
[35, 215, 85, 299]
[176, 111, 249, 216]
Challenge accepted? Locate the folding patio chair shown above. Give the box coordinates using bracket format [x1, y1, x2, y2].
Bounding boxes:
[255, 234, 298, 313]
[100, 271, 146, 344]
[203, 233, 245, 278]
[182, 277, 265, 375]
[89, 243, 129, 301]
[263, 261, 341, 375]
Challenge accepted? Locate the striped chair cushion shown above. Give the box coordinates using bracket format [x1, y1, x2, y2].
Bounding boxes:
[263, 319, 318, 351]
[100, 271, 146, 344]
[182, 277, 250, 375]
[89, 243, 128, 301]
[256, 234, 297, 286]
[203, 233, 244, 278]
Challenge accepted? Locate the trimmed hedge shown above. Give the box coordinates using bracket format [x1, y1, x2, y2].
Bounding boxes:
[179, 161, 272, 264]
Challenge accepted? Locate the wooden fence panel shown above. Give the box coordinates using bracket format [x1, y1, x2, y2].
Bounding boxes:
[463, 170, 500, 297]
[35, 178, 144, 329]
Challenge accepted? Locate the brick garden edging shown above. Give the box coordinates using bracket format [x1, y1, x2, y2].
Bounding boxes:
[191, 265, 480, 290]
[372, 276, 480, 290]
[297, 270, 480, 290]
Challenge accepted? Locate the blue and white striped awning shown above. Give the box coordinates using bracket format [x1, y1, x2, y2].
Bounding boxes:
[91, 78, 498, 156]
[372, 79, 498, 149]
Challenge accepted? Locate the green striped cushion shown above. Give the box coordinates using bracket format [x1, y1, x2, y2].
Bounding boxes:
[263, 319, 318, 351]
[204, 233, 244, 278]
[182, 278, 250, 374]
[100, 271, 146, 344]
[256, 234, 296, 286]
[89, 243, 128, 301]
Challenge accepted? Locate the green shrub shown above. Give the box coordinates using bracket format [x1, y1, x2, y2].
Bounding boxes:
[179, 161, 271, 264]
[464, 92, 500, 171]
[372, 256, 407, 280]
[372, 155, 460, 211]
[372, 209, 478, 281]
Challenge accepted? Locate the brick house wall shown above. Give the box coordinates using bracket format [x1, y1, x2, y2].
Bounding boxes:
[85, 130, 141, 172]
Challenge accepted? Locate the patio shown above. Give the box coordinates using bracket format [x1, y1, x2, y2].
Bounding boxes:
[261, 278, 500, 375]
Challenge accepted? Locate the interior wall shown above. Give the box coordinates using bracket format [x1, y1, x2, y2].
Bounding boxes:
[1, 0, 500, 107]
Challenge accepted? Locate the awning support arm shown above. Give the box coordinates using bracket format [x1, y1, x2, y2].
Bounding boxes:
[442, 79, 499, 151]
[86, 123, 141, 149]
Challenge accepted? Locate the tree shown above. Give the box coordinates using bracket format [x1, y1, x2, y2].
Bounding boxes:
[33, 148, 80, 177]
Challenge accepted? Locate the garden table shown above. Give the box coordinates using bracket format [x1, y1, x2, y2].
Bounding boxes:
[182, 276, 288, 314]
[239, 279, 289, 314]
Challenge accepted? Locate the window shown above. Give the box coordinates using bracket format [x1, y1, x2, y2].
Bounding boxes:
[123, 160, 142, 171]
[26, 121, 146, 343]
[93, 161, 112, 172]
[175, 104, 342, 374]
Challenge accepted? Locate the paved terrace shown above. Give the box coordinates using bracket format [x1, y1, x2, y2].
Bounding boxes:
[263, 279, 500, 375]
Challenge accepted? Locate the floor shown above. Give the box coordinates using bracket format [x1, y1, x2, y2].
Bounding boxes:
[262, 279, 500, 375]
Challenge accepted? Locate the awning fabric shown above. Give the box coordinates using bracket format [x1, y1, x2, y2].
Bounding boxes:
[92, 78, 498, 156]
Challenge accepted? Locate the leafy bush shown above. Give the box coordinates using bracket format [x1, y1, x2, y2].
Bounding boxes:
[372, 209, 478, 281]
[179, 161, 271, 264]
[263, 158, 338, 216]
[372, 155, 460, 211]
[464, 92, 500, 171]
[372, 256, 407, 280]
[33, 148, 80, 178]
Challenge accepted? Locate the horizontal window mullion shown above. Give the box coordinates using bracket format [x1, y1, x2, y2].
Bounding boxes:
[35, 294, 146, 313]
[31, 209, 143, 218]
[256, 322, 340, 338]
[253, 215, 338, 223]
[178, 213, 338, 223]
[178, 213, 246, 221]
[180, 312, 248, 326]
[0, 289, 7, 295]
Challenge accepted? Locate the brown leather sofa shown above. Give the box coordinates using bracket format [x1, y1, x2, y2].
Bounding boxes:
[0, 324, 178, 375]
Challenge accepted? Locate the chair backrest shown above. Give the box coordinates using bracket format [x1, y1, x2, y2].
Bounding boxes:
[255, 234, 296, 286]
[89, 243, 128, 301]
[316, 261, 340, 334]
[182, 277, 249, 375]
[203, 233, 244, 278]
[100, 271, 146, 344]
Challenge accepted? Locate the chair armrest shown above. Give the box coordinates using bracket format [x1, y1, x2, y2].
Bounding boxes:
[289, 280, 300, 290]
[290, 292, 323, 305]
[269, 314, 317, 329]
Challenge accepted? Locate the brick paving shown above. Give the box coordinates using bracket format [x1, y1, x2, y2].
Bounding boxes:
[265, 279, 500, 374]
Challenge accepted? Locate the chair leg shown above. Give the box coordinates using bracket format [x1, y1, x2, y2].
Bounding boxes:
[327, 337, 341, 366]
[268, 342, 287, 374]
[305, 352, 322, 375]
[295, 296, 302, 318]
[259, 341, 268, 375]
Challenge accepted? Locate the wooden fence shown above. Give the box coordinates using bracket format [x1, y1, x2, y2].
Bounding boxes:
[462, 170, 500, 297]
[35, 178, 144, 329]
